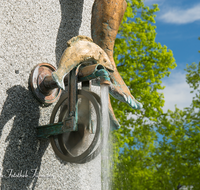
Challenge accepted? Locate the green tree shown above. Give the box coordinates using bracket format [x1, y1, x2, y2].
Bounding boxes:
[153, 61, 200, 190]
[110, 0, 176, 189]
[111, 0, 200, 189]
[112, 0, 175, 142]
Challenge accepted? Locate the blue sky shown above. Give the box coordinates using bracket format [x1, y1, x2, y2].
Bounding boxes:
[145, 0, 200, 112]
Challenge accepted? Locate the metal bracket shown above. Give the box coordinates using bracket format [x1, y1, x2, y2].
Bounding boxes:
[36, 116, 76, 139]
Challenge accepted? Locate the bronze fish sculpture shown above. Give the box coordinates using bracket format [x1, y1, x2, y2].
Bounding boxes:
[52, 0, 142, 129]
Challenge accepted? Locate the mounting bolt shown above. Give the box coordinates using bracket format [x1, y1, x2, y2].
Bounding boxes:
[69, 111, 74, 117]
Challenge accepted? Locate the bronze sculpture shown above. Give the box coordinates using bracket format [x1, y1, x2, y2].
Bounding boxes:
[29, 0, 142, 163]
[91, 0, 142, 129]
[46, 0, 142, 129]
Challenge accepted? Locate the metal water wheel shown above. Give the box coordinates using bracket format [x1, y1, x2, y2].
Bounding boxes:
[50, 89, 104, 163]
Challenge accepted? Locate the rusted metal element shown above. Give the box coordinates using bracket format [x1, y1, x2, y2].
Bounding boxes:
[67, 68, 78, 131]
[36, 67, 79, 139]
[29, 36, 114, 107]
[81, 81, 93, 134]
[29, 63, 62, 105]
[78, 64, 111, 85]
[78, 64, 98, 78]
[29, 42, 112, 162]
[42, 75, 67, 91]
[36, 116, 76, 139]
[91, 0, 142, 129]
[29, 62, 111, 106]
[50, 90, 103, 163]
[39, 74, 68, 92]
[52, 35, 114, 90]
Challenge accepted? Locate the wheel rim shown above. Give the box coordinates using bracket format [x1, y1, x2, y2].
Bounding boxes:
[50, 90, 101, 163]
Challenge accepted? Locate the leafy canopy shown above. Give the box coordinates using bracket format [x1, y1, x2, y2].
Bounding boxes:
[111, 0, 200, 189]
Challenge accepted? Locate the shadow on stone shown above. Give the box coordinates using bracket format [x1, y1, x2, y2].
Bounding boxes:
[0, 85, 49, 189]
[55, 0, 84, 65]
[54, 0, 85, 166]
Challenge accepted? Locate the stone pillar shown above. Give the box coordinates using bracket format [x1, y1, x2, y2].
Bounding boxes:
[0, 0, 101, 189]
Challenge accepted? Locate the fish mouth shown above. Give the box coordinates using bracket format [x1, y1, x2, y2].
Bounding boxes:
[52, 71, 66, 90]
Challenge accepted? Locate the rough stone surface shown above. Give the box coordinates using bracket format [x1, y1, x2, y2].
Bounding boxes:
[0, 0, 101, 189]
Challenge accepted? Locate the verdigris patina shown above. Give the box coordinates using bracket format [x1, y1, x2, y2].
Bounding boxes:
[29, 0, 142, 163]
[91, 0, 142, 129]
[50, 34, 142, 129]
[31, 0, 143, 130]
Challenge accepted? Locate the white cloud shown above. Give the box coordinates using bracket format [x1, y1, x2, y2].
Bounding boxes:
[160, 71, 193, 112]
[160, 4, 200, 24]
[128, 70, 194, 119]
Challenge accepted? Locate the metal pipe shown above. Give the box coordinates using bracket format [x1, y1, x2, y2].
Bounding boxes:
[39, 64, 111, 95]
[39, 75, 69, 95]
[78, 64, 111, 85]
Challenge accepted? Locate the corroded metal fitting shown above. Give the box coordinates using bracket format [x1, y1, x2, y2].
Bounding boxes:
[78, 64, 111, 85]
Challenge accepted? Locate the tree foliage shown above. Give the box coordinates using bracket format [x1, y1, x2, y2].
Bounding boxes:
[112, 0, 175, 138]
[111, 0, 200, 189]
